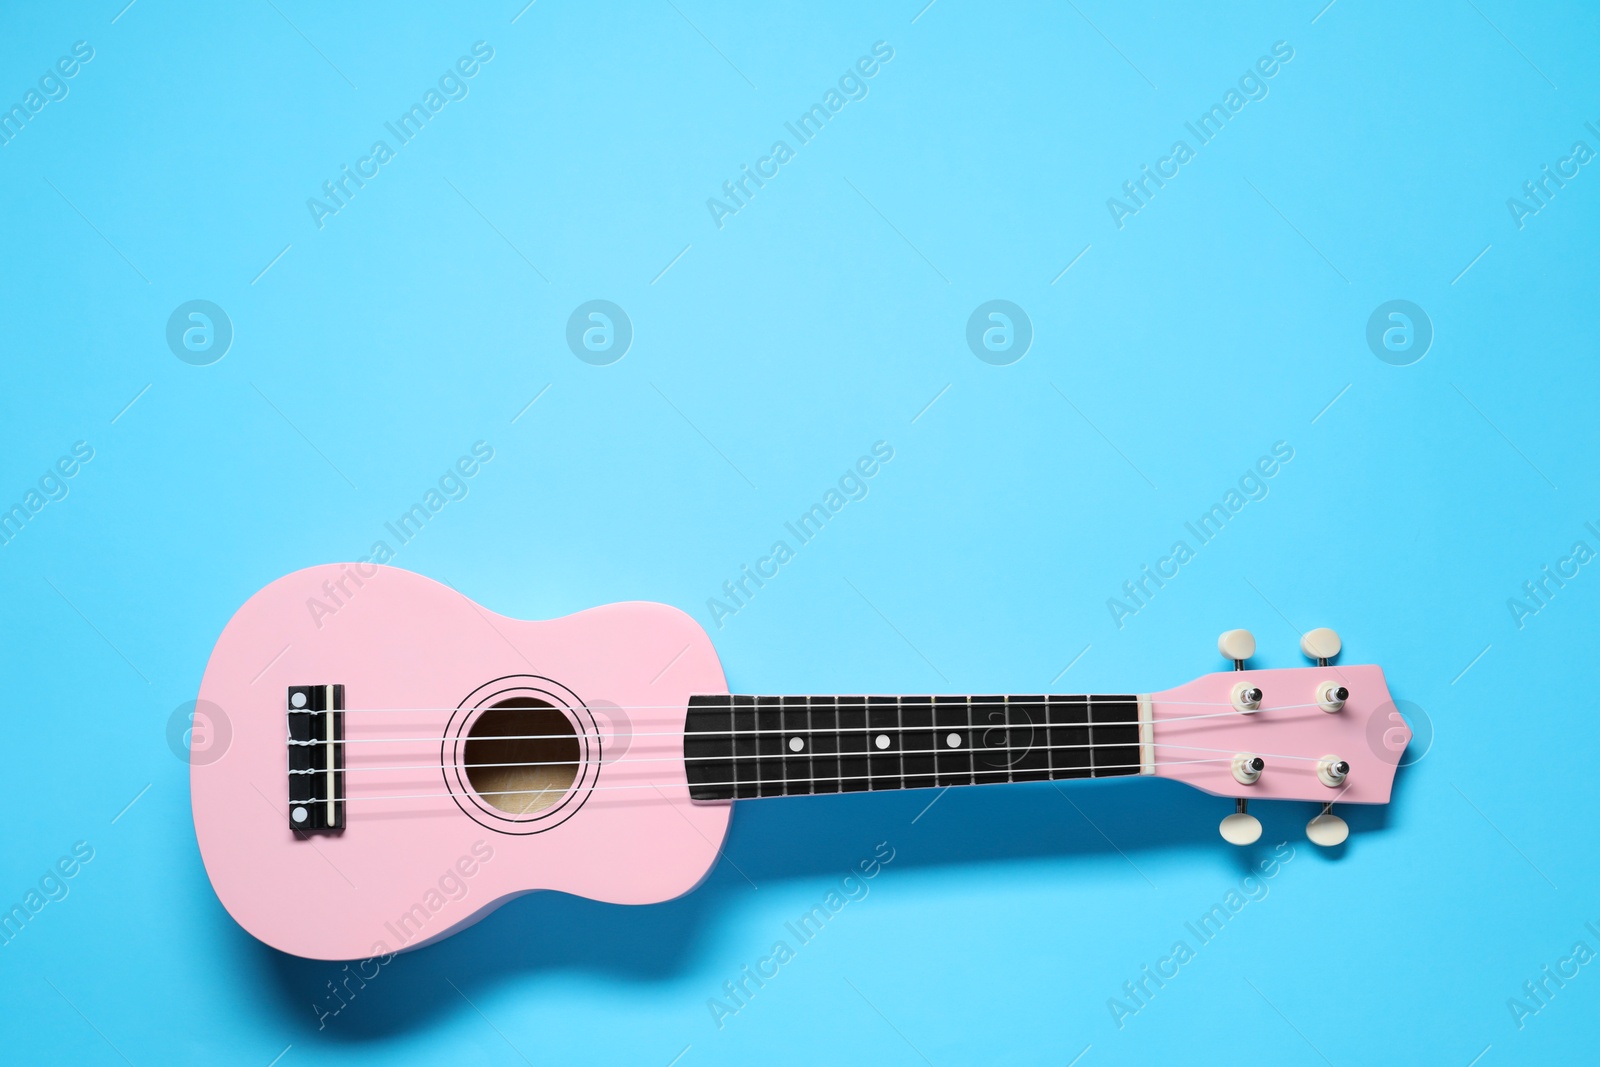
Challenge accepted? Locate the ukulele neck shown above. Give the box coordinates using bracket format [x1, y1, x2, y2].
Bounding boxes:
[683, 694, 1148, 800]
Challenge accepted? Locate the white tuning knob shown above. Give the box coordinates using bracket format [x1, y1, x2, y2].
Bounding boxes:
[1300, 627, 1342, 664]
[1220, 811, 1262, 846]
[1220, 799, 1262, 846]
[1218, 629, 1256, 665]
[1306, 806, 1349, 847]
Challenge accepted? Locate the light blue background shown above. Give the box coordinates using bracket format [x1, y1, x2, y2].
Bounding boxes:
[3, 1, 1598, 1063]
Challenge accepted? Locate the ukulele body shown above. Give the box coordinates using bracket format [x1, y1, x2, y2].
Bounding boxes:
[194, 565, 1406, 960]
[192, 564, 730, 961]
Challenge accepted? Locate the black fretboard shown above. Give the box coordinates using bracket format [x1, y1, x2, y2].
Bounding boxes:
[684, 695, 1141, 801]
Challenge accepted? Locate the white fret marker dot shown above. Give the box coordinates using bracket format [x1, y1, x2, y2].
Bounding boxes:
[947, 733, 962, 748]
[788, 737, 804, 752]
[875, 734, 891, 749]
[290, 692, 307, 708]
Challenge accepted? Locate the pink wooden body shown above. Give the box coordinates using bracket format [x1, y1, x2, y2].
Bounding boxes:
[193, 564, 731, 961]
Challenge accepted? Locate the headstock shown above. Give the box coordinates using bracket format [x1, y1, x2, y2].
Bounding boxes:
[1150, 627, 1411, 849]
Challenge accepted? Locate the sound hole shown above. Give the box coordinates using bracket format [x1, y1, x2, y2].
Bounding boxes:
[464, 699, 580, 815]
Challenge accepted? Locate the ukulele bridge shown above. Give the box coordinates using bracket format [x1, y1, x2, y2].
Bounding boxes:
[287, 684, 345, 832]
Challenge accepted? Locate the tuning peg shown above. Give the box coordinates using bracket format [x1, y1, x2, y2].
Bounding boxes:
[1218, 629, 1255, 668]
[1219, 799, 1262, 846]
[1306, 803, 1349, 847]
[1300, 627, 1341, 666]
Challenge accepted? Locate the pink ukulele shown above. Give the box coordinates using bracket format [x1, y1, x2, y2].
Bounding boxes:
[191, 564, 1411, 960]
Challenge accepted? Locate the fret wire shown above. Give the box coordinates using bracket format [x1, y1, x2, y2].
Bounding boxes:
[847, 695, 864, 796]
[932, 694, 961, 788]
[950, 694, 963, 786]
[867, 695, 900, 793]
[962, 694, 975, 786]
[894, 694, 905, 790]
[812, 695, 824, 797]
[791, 695, 808, 797]
[759, 695, 778, 798]
[780, 694, 796, 797]
[945, 694, 962, 787]
[808, 694, 818, 795]
[860, 695, 874, 792]
[995, 695, 1012, 784]
[818, 695, 832, 796]
[1088, 694, 1098, 776]
[813, 695, 825, 795]
[829, 696, 852, 795]
[835, 695, 850, 794]
[903, 695, 930, 786]
[1000, 695, 1012, 785]
[737, 694, 753, 799]
[857, 694, 870, 793]
[806, 697, 819, 796]
[961, 694, 973, 785]
[710, 699, 725, 799]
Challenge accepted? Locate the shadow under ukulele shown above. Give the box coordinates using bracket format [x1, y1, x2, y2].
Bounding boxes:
[258, 773, 1405, 1040]
[252, 773, 1214, 1039]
